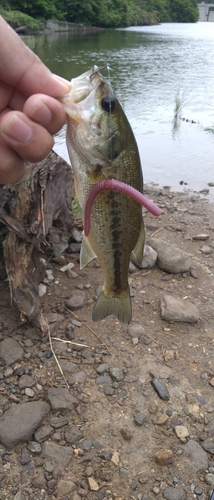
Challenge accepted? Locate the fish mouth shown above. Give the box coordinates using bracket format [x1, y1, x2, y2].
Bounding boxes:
[61, 65, 103, 105]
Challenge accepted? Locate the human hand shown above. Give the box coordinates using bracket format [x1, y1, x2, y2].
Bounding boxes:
[0, 16, 71, 184]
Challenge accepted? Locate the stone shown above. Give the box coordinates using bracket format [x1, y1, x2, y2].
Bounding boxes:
[119, 468, 129, 478]
[205, 473, 214, 487]
[96, 375, 112, 385]
[64, 425, 83, 444]
[0, 338, 24, 366]
[50, 417, 69, 429]
[25, 388, 34, 397]
[147, 238, 191, 273]
[60, 262, 75, 272]
[96, 363, 109, 375]
[151, 378, 170, 400]
[154, 449, 173, 465]
[65, 291, 86, 311]
[160, 295, 200, 323]
[18, 375, 35, 390]
[57, 479, 76, 494]
[202, 438, 214, 454]
[34, 425, 54, 443]
[109, 367, 124, 382]
[44, 441, 73, 470]
[200, 245, 212, 254]
[27, 441, 42, 453]
[0, 401, 50, 449]
[134, 413, 145, 426]
[127, 324, 145, 338]
[175, 425, 189, 442]
[38, 283, 47, 297]
[32, 473, 46, 489]
[163, 487, 186, 500]
[80, 439, 92, 451]
[192, 234, 209, 240]
[182, 440, 208, 471]
[47, 387, 78, 411]
[157, 414, 169, 425]
[120, 428, 133, 441]
[141, 245, 157, 269]
[88, 477, 99, 491]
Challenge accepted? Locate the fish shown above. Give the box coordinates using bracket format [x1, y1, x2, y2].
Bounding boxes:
[61, 65, 145, 324]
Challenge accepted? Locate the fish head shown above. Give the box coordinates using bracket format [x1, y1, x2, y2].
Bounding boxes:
[61, 66, 126, 174]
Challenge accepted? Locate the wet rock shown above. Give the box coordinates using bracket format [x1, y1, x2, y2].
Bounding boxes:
[160, 295, 200, 323]
[141, 245, 157, 268]
[151, 378, 170, 400]
[202, 438, 214, 454]
[65, 291, 86, 311]
[0, 401, 50, 449]
[163, 487, 186, 500]
[43, 441, 73, 470]
[109, 367, 124, 382]
[34, 424, 54, 443]
[154, 449, 173, 465]
[47, 387, 78, 411]
[0, 337, 24, 366]
[147, 238, 191, 273]
[182, 440, 208, 471]
[120, 428, 133, 441]
[64, 425, 83, 444]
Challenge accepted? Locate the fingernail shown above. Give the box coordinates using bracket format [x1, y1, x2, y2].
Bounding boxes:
[29, 100, 52, 124]
[52, 74, 71, 94]
[3, 114, 33, 143]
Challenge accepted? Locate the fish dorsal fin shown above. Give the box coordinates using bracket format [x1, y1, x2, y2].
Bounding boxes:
[131, 220, 145, 268]
[80, 234, 97, 269]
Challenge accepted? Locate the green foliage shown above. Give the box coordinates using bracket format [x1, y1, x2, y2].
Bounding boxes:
[0, 5, 44, 28]
[4, 0, 199, 27]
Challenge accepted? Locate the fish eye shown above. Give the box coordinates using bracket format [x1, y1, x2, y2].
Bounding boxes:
[101, 96, 117, 113]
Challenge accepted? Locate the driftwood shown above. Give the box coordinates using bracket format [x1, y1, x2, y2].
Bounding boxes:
[0, 151, 75, 335]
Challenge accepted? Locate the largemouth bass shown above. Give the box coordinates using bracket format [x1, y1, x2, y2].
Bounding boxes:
[62, 66, 145, 324]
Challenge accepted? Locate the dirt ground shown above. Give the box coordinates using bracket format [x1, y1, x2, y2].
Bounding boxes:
[0, 184, 214, 500]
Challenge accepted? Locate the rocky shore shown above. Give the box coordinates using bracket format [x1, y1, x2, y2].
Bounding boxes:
[0, 184, 214, 500]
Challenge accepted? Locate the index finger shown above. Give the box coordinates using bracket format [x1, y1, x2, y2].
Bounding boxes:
[0, 16, 71, 98]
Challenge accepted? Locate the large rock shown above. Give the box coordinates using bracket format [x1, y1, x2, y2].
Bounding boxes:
[160, 295, 200, 323]
[147, 238, 191, 273]
[0, 401, 50, 449]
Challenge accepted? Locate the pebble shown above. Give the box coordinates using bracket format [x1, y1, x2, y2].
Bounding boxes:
[27, 441, 42, 453]
[182, 440, 208, 471]
[96, 363, 109, 375]
[127, 324, 145, 338]
[96, 375, 112, 385]
[60, 262, 75, 272]
[175, 425, 189, 442]
[25, 388, 35, 397]
[64, 425, 83, 444]
[202, 438, 214, 454]
[65, 291, 86, 310]
[4, 367, 13, 378]
[119, 468, 129, 478]
[134, 413, 145, 426]
[205, 473, 214, 487]
[19, 375, 35, 389]
[200, 245, 212, 254]
[34, 425, 54, 443]
[141, 245, 157, 268]
[47, 387, 78, 411]
[99, 450, 112, 460]
[154, 449, 173, 465]
[43, 441, 73, 470]
[120, 428, 133, 441]
[104, 386, 115, 395]
[192, 234, 209, 240]
[151, 378, 170, 400]
[38, 283, 47, 297]
[163, 487, 186, 500]
[88, 476, 99, 491]
[109, 367, 124, 382]
[57, 479, 76, 494]
[157, 414, 169, 425]
[80, 439, 92, 451]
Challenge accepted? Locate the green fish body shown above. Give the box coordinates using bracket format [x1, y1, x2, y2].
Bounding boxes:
[62, 66, 144, 324]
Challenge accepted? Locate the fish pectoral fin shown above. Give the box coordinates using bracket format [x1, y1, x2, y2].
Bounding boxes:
[92, 288, 132, 325]
[80, 235, 97, 269]
[131, 220, 145, 268]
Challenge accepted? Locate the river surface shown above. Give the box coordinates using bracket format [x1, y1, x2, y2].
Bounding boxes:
[24, 23, 214, 199]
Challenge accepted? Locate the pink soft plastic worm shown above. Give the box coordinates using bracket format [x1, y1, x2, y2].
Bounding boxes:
[84, 179, 162, 237]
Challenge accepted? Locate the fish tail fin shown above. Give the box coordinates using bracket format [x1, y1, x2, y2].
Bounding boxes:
[92, 288, 132, 324]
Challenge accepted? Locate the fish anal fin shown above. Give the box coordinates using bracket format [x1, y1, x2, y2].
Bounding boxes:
[132, 220, 145, 268]
[92, 288, 132, 324]
[80, 235, 97, 269]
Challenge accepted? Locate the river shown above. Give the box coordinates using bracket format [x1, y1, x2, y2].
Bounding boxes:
[24, 23, 214, 199]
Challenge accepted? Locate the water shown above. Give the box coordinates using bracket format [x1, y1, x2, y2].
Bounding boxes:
[24, 23, 214, 199]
